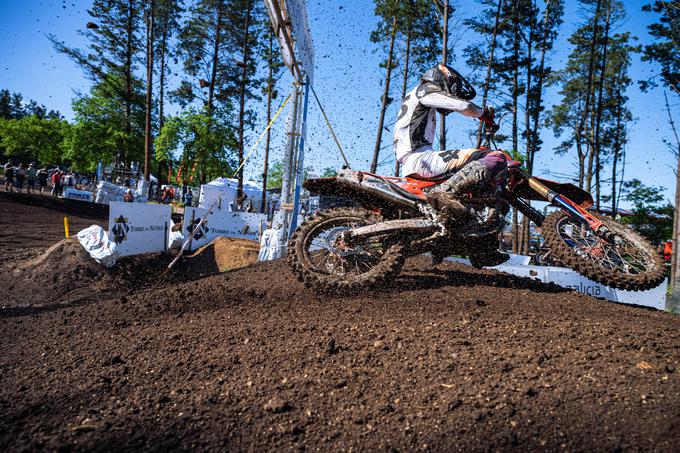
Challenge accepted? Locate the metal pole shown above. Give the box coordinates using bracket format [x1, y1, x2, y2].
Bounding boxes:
[289, 77, 310, 237]
[272, 80, 301, 255]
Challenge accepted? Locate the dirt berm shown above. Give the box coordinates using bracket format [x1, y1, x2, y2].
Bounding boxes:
[1, 196, 679, 451]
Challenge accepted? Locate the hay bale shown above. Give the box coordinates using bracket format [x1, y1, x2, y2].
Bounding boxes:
[189, 237, 260, 273]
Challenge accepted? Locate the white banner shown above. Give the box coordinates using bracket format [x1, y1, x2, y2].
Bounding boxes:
[183, 207, 266, 251]
[64, 187, 93, 202]
[109, 202, 172, 257]
[265, 0, 315, 82]
[447, 255, 666, 310]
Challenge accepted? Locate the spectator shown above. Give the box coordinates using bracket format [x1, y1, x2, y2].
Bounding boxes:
[123, 189, 134, 202]
[183, 188, 193, 207]
[15, 163, 27, 192]
[4, 159, 15, 192]
[161, 186, 174, 204]
[37, 166, 48, 195]
[26, 163, 37, 194]
[51, 170, 62, 197]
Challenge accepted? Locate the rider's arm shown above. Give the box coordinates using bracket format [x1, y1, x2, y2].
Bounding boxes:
[419, 91, 483, 118]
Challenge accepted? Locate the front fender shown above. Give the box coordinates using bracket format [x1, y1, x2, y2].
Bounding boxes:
[511, 176, 593, 208]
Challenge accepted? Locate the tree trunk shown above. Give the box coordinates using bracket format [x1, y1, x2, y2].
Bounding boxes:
[261, 31, 274, 213]
[236, 0, 253, 197]
[476, 0, 504, 148]
[574, 0, 603, 187]
[158, 16, 168, 130]
[123, 0, 135, 166]
[439, 0, 449, 151]
[396, 27, 412, 177]
[529, 0, 551, 174]
[577, 141, 585, 189]
[370, 16, 398, 173]
[611, 85, 623, 215]
[207, 6, 224, 114]
[156, 11, 169, 198]
[520, 0, 534, 255]
[585, 125, 595, 191]
[144, 0, 155, 181]
[510, 0, 520, 253]
[665, 91, 680, 290]
[592, 0, 612, 211]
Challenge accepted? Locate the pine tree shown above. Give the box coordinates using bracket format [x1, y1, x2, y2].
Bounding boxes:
[49, 0, 144, 166]
[370, 0, 400, 174]
[155, 0, 183, 130]
[548, 0, 634, 196]
[172, 0, 235, 183]
[640, 0, 680, 95]
[154, 0, 183, 192]
[640, 1, 679, 306]
[224, 0, 267, 197]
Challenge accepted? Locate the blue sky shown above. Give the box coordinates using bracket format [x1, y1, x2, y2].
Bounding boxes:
[0, 0, 677, 207]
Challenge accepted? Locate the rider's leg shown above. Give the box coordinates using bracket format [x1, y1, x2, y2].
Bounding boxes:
[426, 150, 507, 213]
[425, 150, 509, 267]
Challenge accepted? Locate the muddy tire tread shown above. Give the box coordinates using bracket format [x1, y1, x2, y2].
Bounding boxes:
[287, 208, 405, 294]
[542, 211, 665, 291]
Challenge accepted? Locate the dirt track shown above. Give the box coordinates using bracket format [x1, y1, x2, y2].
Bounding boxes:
[1, 195, 680, 451]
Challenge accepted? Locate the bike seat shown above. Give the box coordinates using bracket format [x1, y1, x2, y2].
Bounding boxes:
[404, 170, 455, 182]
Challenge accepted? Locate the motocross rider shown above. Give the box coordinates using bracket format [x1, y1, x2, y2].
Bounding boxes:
[393, 64, 509, 267]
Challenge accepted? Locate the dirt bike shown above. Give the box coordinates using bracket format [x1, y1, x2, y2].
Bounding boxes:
[287, 109, 665, 294]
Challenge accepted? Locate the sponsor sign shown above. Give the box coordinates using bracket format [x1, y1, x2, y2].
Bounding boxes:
[108, 202, 172, 257]
[446, 254, 666, 310]
[64, 187, 94, 202]
[183, 207, 266, 251]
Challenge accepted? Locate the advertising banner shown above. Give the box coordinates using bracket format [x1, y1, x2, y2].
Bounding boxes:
[183, 207, 266, 251]
[64, 187, 94, 202]
[446, 255, 666, 310]
[108, 202, 172, 257]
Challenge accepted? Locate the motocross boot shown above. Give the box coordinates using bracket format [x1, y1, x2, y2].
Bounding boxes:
[426, 160, 492, 218]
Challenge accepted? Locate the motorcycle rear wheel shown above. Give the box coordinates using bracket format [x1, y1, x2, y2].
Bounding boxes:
[288, 208, 405, 294]
[542, 211, 666, 291]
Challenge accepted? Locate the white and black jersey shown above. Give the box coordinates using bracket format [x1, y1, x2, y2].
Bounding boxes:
[393, 82, 483, 165]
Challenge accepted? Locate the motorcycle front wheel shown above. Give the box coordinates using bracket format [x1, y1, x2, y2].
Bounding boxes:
[288, 208, 405, 294]
[542, 211, 666, 291]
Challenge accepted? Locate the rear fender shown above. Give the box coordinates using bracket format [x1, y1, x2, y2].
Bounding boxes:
[303, 177, 418, 213]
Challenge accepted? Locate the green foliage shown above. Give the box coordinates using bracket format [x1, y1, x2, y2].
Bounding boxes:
[0, 89, 27, 120]
[63, 74, 146, 172]
[322, 167, 338, 177]
[0, 89, 62, 121]
[264, 161, 314, 189]
[49, 0, 145, 167]
[266, 161, 284, 189]
[619, 178, 673, 243]
[49, 0, 143, 92]
[155, 108, 237, 182]
[640, 1, 680, 93]
[547, 1, 636, 188]
[0, 115, 69, 164]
